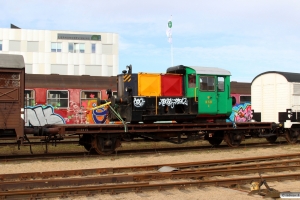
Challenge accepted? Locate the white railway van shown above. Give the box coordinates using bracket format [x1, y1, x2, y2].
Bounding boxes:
[251, 71, 300, 129]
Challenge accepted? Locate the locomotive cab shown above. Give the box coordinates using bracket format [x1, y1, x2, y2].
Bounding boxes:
[167, 65, 232, 122]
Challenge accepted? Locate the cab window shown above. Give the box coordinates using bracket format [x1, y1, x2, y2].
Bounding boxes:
[188, 74, 196, 88]
[217, 77, 224, 92]
[200, 76, 215, 91]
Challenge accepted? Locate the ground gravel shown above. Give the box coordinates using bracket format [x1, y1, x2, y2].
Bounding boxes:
[1, 144, 300, 199]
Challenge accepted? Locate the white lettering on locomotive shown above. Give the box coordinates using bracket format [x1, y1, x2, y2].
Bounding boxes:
[159, 98, 188, 108]
[133, 97, 146, 107]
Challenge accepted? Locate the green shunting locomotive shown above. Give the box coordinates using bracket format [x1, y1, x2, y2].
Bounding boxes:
[108, 65, 233, 123]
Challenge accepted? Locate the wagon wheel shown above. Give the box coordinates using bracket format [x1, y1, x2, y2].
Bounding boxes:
[206, 131, 224, 146]
[285, 129, 299, 144]
[224, 132, 242, 147]
[207, 138, 223, 146]
[266, 136, 277, 144]
[121, 133, 134, 142]
[92, 136, 120, 155]
[83, 144, 97, 154]
[79, 134, 96, 153]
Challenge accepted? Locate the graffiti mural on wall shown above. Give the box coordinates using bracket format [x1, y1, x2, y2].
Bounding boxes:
[66, 101, 88, 124]
[25, 105, 65, 126]
[227, 103, 252, 122]
[68, 100, 109, 124]
[25, 100, 109, 126]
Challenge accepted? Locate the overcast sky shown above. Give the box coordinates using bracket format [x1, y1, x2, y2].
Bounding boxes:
[1, 0, 300, 82]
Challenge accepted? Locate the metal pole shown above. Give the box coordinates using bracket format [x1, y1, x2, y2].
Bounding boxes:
[171, 42, 173, 67]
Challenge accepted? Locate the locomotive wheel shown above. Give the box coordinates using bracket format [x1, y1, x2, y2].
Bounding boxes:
[224, 132, 242, 147]
[266, 136, 277, 144]
[92, 136, 120, 155]
[285, 129, 299, 144]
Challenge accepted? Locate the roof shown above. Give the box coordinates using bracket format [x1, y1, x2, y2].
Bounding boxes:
[167, 65, 231, 76]
[251, 71, 300, 83]
[0, 54, 25, 69]
[25, 74, 117, 90]
[230, 81, 251, 94]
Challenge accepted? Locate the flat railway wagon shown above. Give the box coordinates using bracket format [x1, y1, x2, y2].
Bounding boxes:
[49, 65, 281, 155]
[0, 54, 25, 144]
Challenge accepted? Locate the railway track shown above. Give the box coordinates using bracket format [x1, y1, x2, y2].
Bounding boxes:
[0, 141, 289, 162]
[1, 153, 300, 199]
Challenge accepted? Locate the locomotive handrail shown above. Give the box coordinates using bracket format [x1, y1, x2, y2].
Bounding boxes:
[108, 104, 128, 132]
[156, 96, 157, 115]
[91, 102, 111, 110]
[194, 87, 198, 102]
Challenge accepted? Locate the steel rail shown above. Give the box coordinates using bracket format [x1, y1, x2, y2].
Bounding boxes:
[0, 173, 300, 199]
[1, 163, 300, 191]
[0, 141, 286, 162]
[1, 152, 300, 181]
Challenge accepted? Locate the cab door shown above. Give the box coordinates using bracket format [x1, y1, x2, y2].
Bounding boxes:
[198, 76, 217, 114]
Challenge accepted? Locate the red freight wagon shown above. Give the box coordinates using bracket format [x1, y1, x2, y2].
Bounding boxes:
[25, 74, 117, 126]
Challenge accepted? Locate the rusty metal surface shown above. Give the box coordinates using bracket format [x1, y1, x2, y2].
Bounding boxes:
[51, 122, 273, 135]
[2, 164, 300, 191]
[0, 64, 25, 140]
[230, 81, 251, 94]
[25, 74, 246, 93]
[25, 74, 117, 90]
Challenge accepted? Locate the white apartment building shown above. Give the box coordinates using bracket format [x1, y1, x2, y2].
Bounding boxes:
[0, 26, 119, 76]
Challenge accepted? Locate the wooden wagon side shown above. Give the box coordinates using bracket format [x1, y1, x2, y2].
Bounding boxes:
[0, 54, 25, 141]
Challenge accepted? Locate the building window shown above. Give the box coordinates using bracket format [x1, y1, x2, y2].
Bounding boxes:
[25, 90, 35, 107]
[69, 43, 85, 53]
[0, 41, 2, 51]
[47, 90, 69, 108]
[200, 76, 215, 91]
[51, 42, 62, 52]
[91, 44, 96, 53]
[68, 43, 73, 53]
